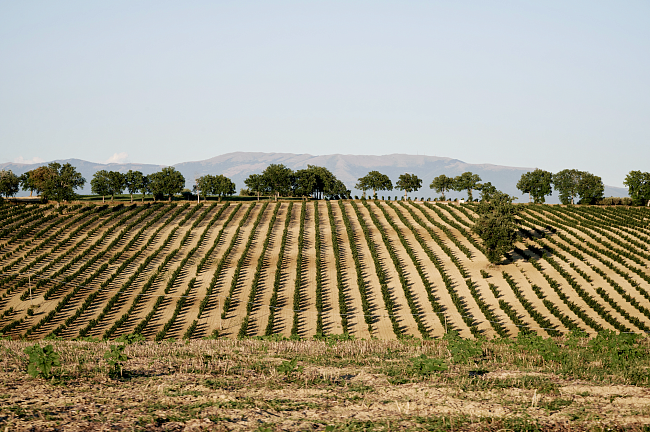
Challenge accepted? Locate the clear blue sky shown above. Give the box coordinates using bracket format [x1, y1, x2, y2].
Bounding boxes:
[1, 1, 648, 187]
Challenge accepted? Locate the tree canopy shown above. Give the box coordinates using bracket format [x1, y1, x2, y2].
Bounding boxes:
[196, 174, 236, 199]
[355, 171, 392, 199]
[0, 170, 20, 199]
[124, 170, 146, 203]
[516, 169, 553, 203]
[395, 173, 422, 199]
[37, 163, 86, 204]
[148, 167, 186, 201]
[90, 170, 111, 203]
[429, 174, 454, 201]
[261, 164, 294, 200]
[478, 181, 498, 202]
[472, 191, 521, 263]
[624, 171, 650, 207]
[453, 172, 482, 201]
[553, 169, 603, 205]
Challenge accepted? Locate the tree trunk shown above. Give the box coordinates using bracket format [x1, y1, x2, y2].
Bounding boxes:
[168, 195, 171, 202]
[131, 193, 133, 203]
[102, 195, 105, 203]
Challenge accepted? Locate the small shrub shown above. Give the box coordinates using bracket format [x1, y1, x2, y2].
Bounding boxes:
[104, 345, 128, 378]
[276, 358, 303, 375]
[410, 355, 448, 375]
[114, 333, 145, 344]
[24, 344, 60, 379]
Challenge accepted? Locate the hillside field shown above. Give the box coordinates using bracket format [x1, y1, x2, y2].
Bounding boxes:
[1, 200, 650, 342]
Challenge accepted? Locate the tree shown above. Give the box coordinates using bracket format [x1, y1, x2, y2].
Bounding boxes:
[91, 170, 111, 203]
[39, 163, 86, 205]
[213, 175, 236, 198]
[429, 174, 454, 201]
[472, 191, 521, 263]
[355, 171, 392, 199]
[148, 167, 185, 202]
[0, 170, 20, 199]
[624, 171, 650, 206]
[576, 172, 604, 204]
[124, 170, 145, 203]
[19, 170, 43, 197]
[552, 169, 582, 204]
[553, 169, 604, 205]
[478, 181, 498, 201]
[107, 171, 125, 201]
[395, 173, 422, 199]
[195, 175, 213, 201]
[294, 165, 346, 199]
[140, 175, 150, 202]
[244, 173, 266, 201]
[516, 169, 553, 203]
[453, 172, 482, 201]
[261, 164, 294, 201]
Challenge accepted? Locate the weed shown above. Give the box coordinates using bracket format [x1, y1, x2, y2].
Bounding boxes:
[24, 344, 60, 379]
[104, 344, 128, 378]
[276, 358, 303, 375]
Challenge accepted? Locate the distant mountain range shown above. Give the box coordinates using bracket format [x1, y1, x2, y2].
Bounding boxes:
[1, 152, 629, 203]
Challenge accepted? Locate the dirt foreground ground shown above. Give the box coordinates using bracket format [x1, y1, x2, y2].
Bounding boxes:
[2, 336, 650, 431]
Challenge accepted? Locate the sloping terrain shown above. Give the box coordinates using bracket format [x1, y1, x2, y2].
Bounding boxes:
[1, 200, 649, 341]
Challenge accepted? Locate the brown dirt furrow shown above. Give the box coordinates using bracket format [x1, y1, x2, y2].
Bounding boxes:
[536, 243, 650, 333]
[370, 202, 443, 338]
[342, 202, 397, 340]
[521, 209, 650, 315]
[151, 204, 229, 340]
[516, 258, 596, 336]
[221, 203, 276, 338]
[194, 204, 248, 338]
[413, 203, 482, 261]
[298, 202, 318, 338]
[84, 206, 193, 338]
[328, 203, 372, 339]
[200, 203, 262, 336]
[391, 203, 491, 337]
[59, 205, 183, 338]
[7, 206, 149, 337]
[390, 203, 476, 338]
[534, 257, 617, 333]
[318, 201, 343, 336]
[273, 203, 299, 337]
[247, 203, 288, 337]
[110, 210, 204, 338]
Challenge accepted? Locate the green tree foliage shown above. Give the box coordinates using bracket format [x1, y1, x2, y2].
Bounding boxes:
[472, 191, 520, 263]
[0, 170, 20, 198]
[19, 170, 43, 197]
[624, 171, 650, 206]
[516, 169, 553, 203]
[453, 172, 482, 201]
[38, 162, 86, 205]
[395, 173, 422, 199]
[553, 169, 604, 205]
[90, 170, 111, 203]
[91, 170, 126, 202]
[196, 174, 236, 199]
[478, 181, 498, 201]
[261, 164, 294, 200]
[429, 174, 454, 201]
[148, 167, 186, 202]
[576, 172, 604, 204]
[294, 165, 348, 199]
[355, 170, 392, 199]
[124, 170, 145, 203]
[24, 344, 60, 379]
[244, 173, 265, 200]
[107, 171, 125, 201]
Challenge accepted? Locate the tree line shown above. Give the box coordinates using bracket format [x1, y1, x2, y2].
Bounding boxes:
[1, 162, 649, 207]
